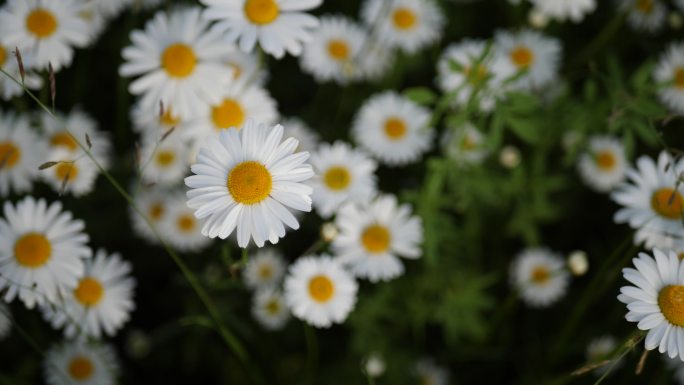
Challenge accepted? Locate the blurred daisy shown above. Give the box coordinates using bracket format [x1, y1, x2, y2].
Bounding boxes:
[0, 303, 11, 340]
[44, 340, 118, 385]
[162, 193, 213, 252]
[40, 148, 100, 197]
[43, 249, 135, 338]
[441, 122, 488, 165]
[357, 42, 396, 82]
[119, 7, 233, 119]
[414, 359, 450, 385]
[621, 0, 667, 33]
[618, 249, 684, 360]
[577, 136, 627, 193]
[78, 3, 107, 45]
[201, 0, 322, 59]
[352, 91, 434, 166]
[0, 0, 90, 71]
[185, 120, 314, 248]
[39, 109, 111, 166]
[510, 248, 570, 307]
[139, 131, 191, 187]
[0, 44, 43, 100]
[0, 111, 46, 196]
[224, 50, 268, 86]
[284, 255, 358, 328]
[244, 248, 286, 290]
[281, 118, 319, 153]
[654, 42, 684, 114]
[586, 335, 618, 375]
[494, 29, 562, 90]
[529, 0, 597, 22]
[0, 197, 91, 308]
[252, 288, 290, 330]
[131, 101, 189, 137]
[87, 0, 133, 20]
[130, 187, 168, 244]
[361, 0, 445, 54]
[300, 15, 367, 84]
[333, 194, 423, 282]
[612, 151, 684, 249]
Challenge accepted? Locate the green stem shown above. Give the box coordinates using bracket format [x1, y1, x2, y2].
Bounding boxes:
[568, 13, 626, 70]
[593, 333, 645, 385]
[304, 324, 319, 385]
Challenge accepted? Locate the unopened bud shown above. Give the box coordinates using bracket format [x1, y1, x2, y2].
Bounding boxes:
[528, 8, 549, 29]
[568, 250, 589, 276]
[321, 222, 338, 242]
[499, 145, 521, 169]
[363, 353, 386, 378]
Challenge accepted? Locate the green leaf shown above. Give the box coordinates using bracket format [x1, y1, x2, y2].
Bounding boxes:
[403, 87, 437, 105]
[507, 116, 540, 143]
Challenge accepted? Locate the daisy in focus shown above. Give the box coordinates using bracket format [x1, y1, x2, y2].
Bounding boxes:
[161, 192, 213, 252]
[0, 197, 91, 308]
[252, 288, 290, 330]
[360, 0, 445, 54]
[352, 91, 434, 166]
[243, 248, 286, 290]
[621, 0, 667, 33]
[0, 111, 46, 196]
[654, 42, 684, 114]
[201, 0, 322, 59]
[44, 340, 118, 385]
[185, 120, 314, 248]
[577, 136, 627, 193]
[529, 0, 597, 23]
[42, 249, 135, 338]
[40, 148, 100, 197]
[618, 249, 684, 360]
[414, 359, 450, 385]
[0, 0, 91, 71]
[0, 44, 42, 100]
[494, 29, 562, 91]
[283, 255, 358, 328]
[441, 122, 488, 166]
[333, 194, 423, 282]
[308, 142, 378, 218]
[510, 248, 570, 307]
[119, 7, 233, 119]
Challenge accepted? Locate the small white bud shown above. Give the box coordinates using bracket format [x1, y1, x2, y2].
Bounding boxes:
[363, 353, 386, 378]
[499, 145, 521, 169]
[528, 8, 549, 29]
[321, 222, 338, 242]
[568, 250, 589, 276]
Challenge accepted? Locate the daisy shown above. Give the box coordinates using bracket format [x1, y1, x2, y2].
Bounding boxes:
[414, 359, 450, 385]
[252, 288, 290, 330]
[44, 340, 118, 385]
[139, 131, 191, 187]
[333, 194, 423, 282]
[300, 15, 367, 84]
[223, 50, 268, 86]
[0, 111, 46, 196]
[510, 248, 570, 307]
[201, 0, 322, 59]
[494, 29, 562, 90]
[441, 122, 488, 165]
[42, 249, 135, 338]
[119, 7, 233, 120]
[281, 117, 319, 153]
[361, 0, 444, 54]
[0, 44, 43, 100]
[357, 41, 396, 82]
[577, 136, 627, 193]
[0, 197, 91, 308]
[654, 42, 684, 114]
[352, 91, 434, 166]
[40, 148, 100, 197]
[130, 100, 190, 138]
[162, 192, 213, 252]
[612, 151, 684, 249]
[617, 249, 684, 360]
[308, 142, 377, 218]
[0, 302, 12, 340]
[243, 248, 286, 290]
[87, 0, 133, 20]
[39, 109, 111, 165]
[621, 0, 667, 33]
[0, 0, 91, 71]
[283, 255, 358, 328]
[529, 0, 597, 23]
[130, 186, 168, 244]
[78, 3, 107, 45]
[185, 120, 314, 248]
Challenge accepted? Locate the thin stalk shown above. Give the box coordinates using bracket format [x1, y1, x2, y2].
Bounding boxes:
[304, 324, 319, 385]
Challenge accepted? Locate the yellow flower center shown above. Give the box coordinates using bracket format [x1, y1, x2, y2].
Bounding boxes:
[160, 109, 180, 127]
[510, 46, 534, 69]
[55, 163, 79, 182]
[258, 264, 273, 279]
[155, 150, 176, 167]
[327, 39, 350, 61]
[161, 43, 197, 78]
[0, 46, 6, 66]
[651, 188, 683, 220]
[530, 266, 550, 285]
[14, 233, 51, 268]
[323, 166, 351, 191]
[308, 275, 335, 303]
[26, 9, 58, 39]
[674, 68, 684, 90]
[74, 277, 104, 306]
[0, 141, 21, 169]
[384, 117, 408, 140]
[361, 225, 391, 254]
[265, 299, 280, 314]
[392, 7, 417, 30]
[636, 0, 654, 14]
[68, 356, 94, 381]
[244, 0, 279, 25]
[177, 214, 196, 233]
[211, 99, 245, 130]
[229, 63, 243, 80]
[149, 202, 165, 221]
[50, 132, 79, 151]
[227, 161, 273, 205]
[595, 150, 616, 171]
[659, 285, 684, 327]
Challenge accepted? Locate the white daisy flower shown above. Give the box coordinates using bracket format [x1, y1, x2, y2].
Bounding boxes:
[130, 186, 168, 244]
[185, 120, 314, 248]
[357, 41, 396, 82]
[510, 248, 570, 308]
[586, 335, 618, 375]
[414, 359, 450, 385]
[361, 0, 445, 54]
[130, 100, 190, 138]
[0, 197, 91, 308]
[42, 249, 135, 338]
[78, 3, 107, 45]
[612, 151, 684, 249]
[577, 136, 627, 193]
[621, 0, 667, 33]
[201, 0, 322, 59]
[283, 255, 358, 328]
[252, 288, 290, 330]
[243, 248, 286, 290]
[281, 117, 319, 153]
[441, 121, 488, 166]
[44, 340, 118, 385]
[40, 148, 100, 197]
[529, 0, 597, 22]
[0, 111, 46, 196]
[40, 109, 111, 165]
[494, 29, 562, 91]
[333, 194, 423, 282]
[0, 44, 42, 100]
[162, 192, 213, 252]
[617, 249, 684, 360]
[119, 7, 233, 120]
[352, 91, 434, 166]
[224, 50, 268, 87]
[0, 0, 91, 71]
[0, 302, 12, 340]
[654, 42, 684, 114]
[87, 0, 133, 20]
[300, 15, 367, 84]
[139, 131, 191, 187]
[308, 142, 377, 218]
